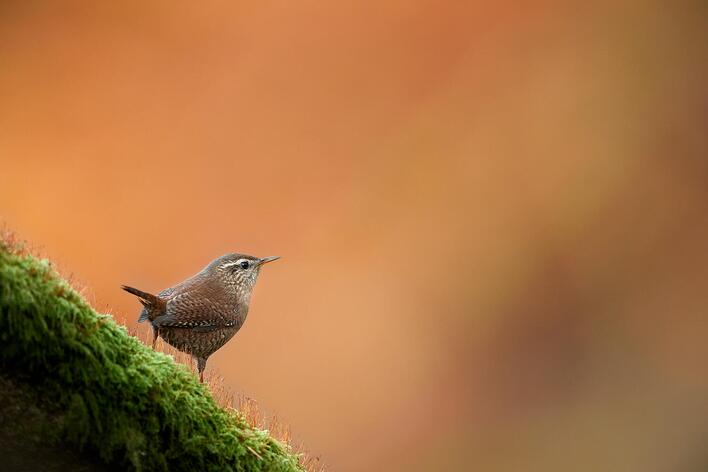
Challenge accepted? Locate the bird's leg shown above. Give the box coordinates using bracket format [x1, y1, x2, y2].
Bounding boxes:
[151, 327, 158, 350]
[197, 357, 207, 383]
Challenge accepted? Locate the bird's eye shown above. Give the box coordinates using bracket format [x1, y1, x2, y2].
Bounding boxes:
[240, 260, 250, 270]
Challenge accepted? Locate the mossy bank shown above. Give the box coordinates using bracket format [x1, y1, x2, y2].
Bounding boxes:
[0, 242, 304, 472]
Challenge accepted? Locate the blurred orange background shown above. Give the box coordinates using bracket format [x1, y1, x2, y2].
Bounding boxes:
[1, 1, 707, 470]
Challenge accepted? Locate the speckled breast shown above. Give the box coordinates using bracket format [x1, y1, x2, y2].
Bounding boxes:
[159, 325, 241, 359]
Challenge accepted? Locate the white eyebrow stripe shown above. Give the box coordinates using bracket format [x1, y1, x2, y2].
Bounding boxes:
[222, 259, 250, 268]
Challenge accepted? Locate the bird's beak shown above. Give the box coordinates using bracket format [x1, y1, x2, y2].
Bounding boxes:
[258, 256, 281, 266]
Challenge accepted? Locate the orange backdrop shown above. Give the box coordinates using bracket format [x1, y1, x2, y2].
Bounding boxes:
[1, 1, 707, 470]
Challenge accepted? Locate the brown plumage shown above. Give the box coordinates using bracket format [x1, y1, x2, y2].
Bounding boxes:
[122, 253, 280, 382]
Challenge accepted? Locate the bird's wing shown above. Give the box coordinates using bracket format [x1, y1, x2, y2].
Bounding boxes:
[153, 284, 238, 331]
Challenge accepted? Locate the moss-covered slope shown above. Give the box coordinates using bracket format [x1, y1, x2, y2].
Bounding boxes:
[0, 244, 304, 472]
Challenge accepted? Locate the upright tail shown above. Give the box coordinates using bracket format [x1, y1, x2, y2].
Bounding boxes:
[121, 285, 165, 322]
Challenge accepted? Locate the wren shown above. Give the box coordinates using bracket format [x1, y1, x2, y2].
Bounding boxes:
[122, 253, 280, 382]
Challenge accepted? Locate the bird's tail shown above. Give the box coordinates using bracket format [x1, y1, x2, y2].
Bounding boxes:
[121, 285, 165, 322]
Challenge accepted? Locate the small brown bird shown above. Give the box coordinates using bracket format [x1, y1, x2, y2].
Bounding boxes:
[122, 253, 280, 382]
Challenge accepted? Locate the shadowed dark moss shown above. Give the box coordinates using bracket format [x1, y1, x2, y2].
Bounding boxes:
[0, 246, 304, 472]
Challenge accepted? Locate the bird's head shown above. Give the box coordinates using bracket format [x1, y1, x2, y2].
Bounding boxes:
[209, 253, 280, 296]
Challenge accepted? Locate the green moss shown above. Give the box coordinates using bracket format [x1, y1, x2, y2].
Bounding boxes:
[0, 246, 304, 472]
